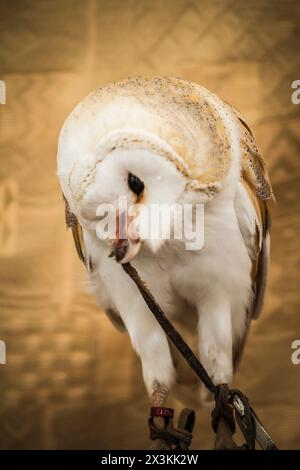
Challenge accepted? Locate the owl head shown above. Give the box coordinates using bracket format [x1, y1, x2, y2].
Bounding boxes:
[57, 77, 235, 263]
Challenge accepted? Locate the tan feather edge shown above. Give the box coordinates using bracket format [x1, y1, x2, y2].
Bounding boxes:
[63, 194, 86, 265]
[232, 112, 274, 369]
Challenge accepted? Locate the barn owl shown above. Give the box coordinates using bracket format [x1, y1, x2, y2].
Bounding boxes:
[57, 77, 273, 435]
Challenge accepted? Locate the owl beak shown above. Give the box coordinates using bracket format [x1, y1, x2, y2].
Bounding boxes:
[109, 238, 141, 264]
[109, 210, 141, 264]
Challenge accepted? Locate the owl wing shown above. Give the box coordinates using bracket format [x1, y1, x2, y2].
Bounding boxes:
[231, 110, 274, 368]
[63, 194, 126, 332]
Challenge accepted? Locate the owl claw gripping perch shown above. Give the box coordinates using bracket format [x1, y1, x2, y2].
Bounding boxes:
[57, 76, 274, 448]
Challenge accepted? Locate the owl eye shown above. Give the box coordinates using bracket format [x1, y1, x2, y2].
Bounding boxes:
[128, 172, 144, 197]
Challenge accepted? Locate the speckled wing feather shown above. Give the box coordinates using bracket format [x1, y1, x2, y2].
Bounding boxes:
[235, 108, 274, 203]
[236, 109, 273, 315]
[231, 109, 273, 368]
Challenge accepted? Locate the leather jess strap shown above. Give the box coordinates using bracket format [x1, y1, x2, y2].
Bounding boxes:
[151, 407, 174, 418]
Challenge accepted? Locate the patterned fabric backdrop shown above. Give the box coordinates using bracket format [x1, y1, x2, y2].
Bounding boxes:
[0, 0, 299, 449]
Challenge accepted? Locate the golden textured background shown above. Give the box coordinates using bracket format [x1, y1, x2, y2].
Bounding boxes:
[0, 0, 300, 449]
